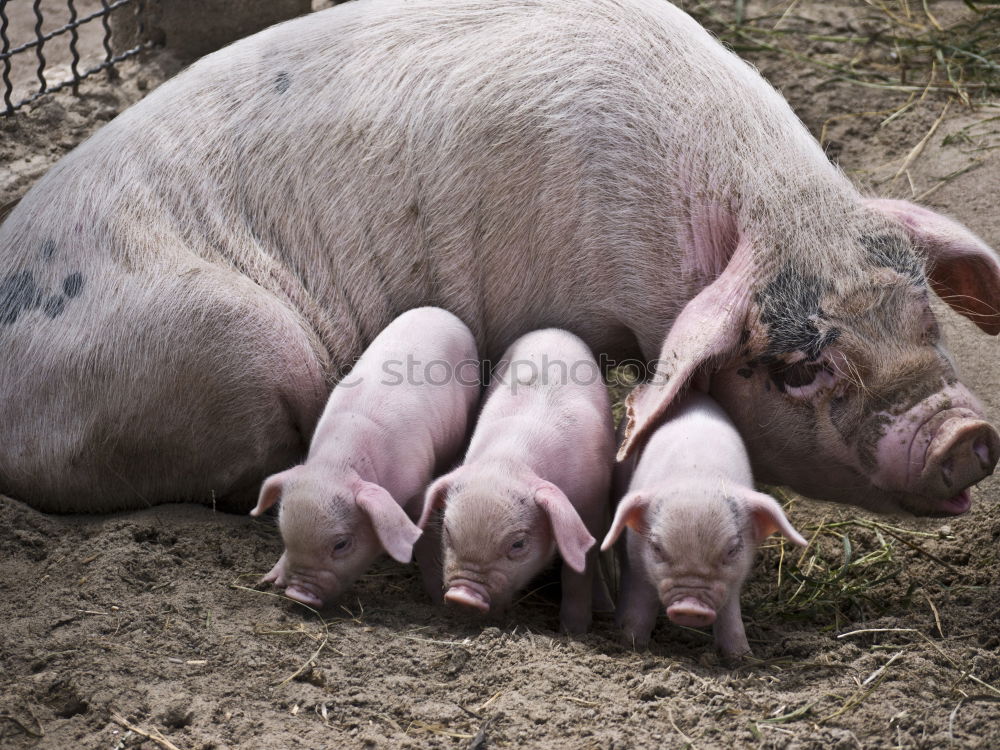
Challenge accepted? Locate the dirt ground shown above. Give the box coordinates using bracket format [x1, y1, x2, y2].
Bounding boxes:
[3, 1, 1000, 748]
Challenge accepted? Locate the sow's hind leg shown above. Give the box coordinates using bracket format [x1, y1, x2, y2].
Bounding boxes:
[0, 261, 329, 513]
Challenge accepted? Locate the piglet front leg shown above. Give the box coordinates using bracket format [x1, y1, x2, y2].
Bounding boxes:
[616, 533, 660, 648]
[413, 524, 444, 604]
[559, 549, 595, 635]
[407, 496, 445, 604]
[713, 594, 751, 661]
[561, 491, 616, 633]
[591, 562, 615, 613]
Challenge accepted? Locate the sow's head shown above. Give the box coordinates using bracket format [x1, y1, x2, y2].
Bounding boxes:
[620, 199, 1000, 517]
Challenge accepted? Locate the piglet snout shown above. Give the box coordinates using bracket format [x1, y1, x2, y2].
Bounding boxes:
[666, 596, 716, 628]
[284, 585, 324, 608]
[444, 581, 491, 613]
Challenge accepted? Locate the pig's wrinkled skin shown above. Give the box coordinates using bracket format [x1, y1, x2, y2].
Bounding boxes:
[418, 330, 614, 634]
[250, 307, 479, 607]
[605, 392, 807, 658]
[2, 0, 999, 515]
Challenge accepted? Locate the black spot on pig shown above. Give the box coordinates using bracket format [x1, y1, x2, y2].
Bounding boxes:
[737, 367, 753, 379]
[40, 239, 57, 261]
[275, 71, 291, 94]
[63, 272, 84, 298]
[44, 295, 66, 318]
[0, 271, 43, 325]
[861, 233, 923, 282]
[828, 393, 851, 431]
[756, 265, 836, 359]
[723, 494, 743, 525]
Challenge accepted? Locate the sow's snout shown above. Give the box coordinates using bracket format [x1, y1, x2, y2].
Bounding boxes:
[873, 383, 1000, 514]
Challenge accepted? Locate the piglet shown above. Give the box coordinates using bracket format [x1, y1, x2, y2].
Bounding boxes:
[603, 392, 806, 658]
[251, 307, 479, 607]
[418, 329, 615, 634]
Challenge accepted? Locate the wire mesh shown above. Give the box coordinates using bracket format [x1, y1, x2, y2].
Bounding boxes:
[0, 0, 148, 115]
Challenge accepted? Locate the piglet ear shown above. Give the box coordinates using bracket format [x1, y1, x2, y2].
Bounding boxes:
[868, 199, 1000, 335]
[417, 469, 460, 530]
[250, 467, 301, 517]
[534, 482, 595, 574]
[739, 490, 807, 547]
[355, 481, 422, 563]
[618, 236, 754, 461]
[601, 491, 650, 551]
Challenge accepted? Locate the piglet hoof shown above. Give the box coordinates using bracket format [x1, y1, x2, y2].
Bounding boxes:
[260, 570, 278, 586]
[559, 611, 592, 637]
[619, 630, 651, 651]
[717, 640, 753, 666]
[260, 556, 286, 586]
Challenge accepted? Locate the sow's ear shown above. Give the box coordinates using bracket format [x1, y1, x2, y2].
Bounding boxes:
[739, 490, 808, 547]
[617, 236, 754, 461]
[355, 480, 422, 564]
[250, 466, 302, 517]
[869, 198, 1000, 335]
[535, 482, 595, 574]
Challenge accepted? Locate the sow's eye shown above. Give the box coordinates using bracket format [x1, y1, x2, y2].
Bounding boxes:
[770, 358, 838, 399]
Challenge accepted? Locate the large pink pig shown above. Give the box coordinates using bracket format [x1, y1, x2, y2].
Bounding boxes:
[605, 392, 806, 659]
[2, 0, 999, 518]
[418, 329, 615, 634]
[250, 307, 479, 607]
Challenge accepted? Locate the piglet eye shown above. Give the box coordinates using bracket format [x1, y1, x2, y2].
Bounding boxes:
[332, 537, 353, 555]
[651, 542, 669, 564]
[508, 538, 528, 558]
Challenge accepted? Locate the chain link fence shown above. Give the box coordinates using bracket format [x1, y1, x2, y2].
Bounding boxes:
[0, 0, 149, 115]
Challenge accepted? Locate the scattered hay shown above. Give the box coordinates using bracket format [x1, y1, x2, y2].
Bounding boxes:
[753, 489, 960, 628]
[230, 575, 341, 685]
[109, 711, 183, 750]
[680, 0, 1000, 103]
[606, 364, 642, 427]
